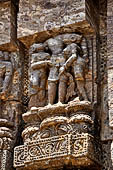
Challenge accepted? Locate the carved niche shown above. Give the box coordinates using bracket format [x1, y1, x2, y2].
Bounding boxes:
[14, 34, 101, 170]
[28, 33, 89, 108]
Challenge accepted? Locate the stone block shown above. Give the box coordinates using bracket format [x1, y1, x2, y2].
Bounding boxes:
[18, 0, 93, 47]
[0, 2, 11, 46]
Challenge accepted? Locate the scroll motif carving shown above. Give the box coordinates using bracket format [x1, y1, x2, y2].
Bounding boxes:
[14, 134, 101, 169]
[14, 145, 25, 168]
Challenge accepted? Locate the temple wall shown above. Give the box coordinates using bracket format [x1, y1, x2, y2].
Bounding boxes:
[0, 0, 112, 170]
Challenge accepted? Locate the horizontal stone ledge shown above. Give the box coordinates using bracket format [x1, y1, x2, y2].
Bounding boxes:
[0, 21, 94, 52]
[23, 101, 93, 123]
[0, 0, 94, 51]
[18, 0, 88, 38]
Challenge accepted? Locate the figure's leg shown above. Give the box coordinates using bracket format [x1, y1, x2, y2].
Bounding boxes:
[38, 90, 46, 101]
[76, 80, 88, 101]
[48, 82, 57, 105]
[29, 94, 37, 109]
[39, 76, 46, 101]
[58, 81, 67, 104]
[40, 73, 47, 89]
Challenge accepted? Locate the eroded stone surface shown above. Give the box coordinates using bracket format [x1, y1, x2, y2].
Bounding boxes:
[18, 0, 86, 37]
[28, 33, 91, 109]
[0, 3, 10, 46]
[17, 0, 94, 48]
[0, 0, 112, 170]
[14, 101, 101, 169]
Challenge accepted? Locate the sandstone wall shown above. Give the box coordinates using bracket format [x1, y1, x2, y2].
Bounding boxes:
[0, 0, 94, 51]
[0, 2, 10, 45]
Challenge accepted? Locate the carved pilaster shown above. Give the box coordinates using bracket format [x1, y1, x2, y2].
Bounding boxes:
[0, 51, 23, 169]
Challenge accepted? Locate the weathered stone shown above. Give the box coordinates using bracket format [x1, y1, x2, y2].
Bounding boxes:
[0, 0, 113, 170]
[17, 0, 93, 48]
[0, 3, 10, 46]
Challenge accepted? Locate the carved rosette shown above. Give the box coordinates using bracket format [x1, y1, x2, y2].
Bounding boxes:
[14, 101, 101, 169]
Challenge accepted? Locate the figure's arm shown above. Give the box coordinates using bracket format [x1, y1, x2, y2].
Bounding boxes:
[2, 64, 13, 93]
[31, 60, 53, 69]
[81, 37, 89, 63]
[59, 54, 77, 77]
[64, 54, 77, 69]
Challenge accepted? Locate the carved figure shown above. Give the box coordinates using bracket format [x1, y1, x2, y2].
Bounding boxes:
[29, 43, 50, 108]
[0, 65, 6, 93]
[58, 56, 75, 103]
[29, 35, 89, 106]
[59, 38, 88, 101]
[44, 38, 65, 104]
[0, 52, 13, 100]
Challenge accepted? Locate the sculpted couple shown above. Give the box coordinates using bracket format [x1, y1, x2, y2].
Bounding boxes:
[29, 34, 88, 109]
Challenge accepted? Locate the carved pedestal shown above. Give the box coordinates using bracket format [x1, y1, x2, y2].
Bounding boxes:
[14, 101, 101, 169]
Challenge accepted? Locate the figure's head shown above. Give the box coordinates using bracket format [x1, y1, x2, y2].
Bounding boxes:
[29, 43, 44, 54]
[31, 53, 38, 64]
[0, 51, 4, 61]
[46, 38, 63, 55]
[63, 33, 82, 45]
[4, 52, 10, 61]
[63, 43, 79, 57]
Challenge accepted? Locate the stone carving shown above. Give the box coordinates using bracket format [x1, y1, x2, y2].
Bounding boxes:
[0, 51, 22, 123]
[0, 51, 22, 170]
[14, 100, 101, 169]
[14, 34, 101, 170]
[0, 52, 13, 101]
[45, 37, 64, 104]
[59, 39, 89, 102]
[111, 142, 113, 164]
[14, 145, 25, 168]
[29, 43, 51, 108]
[29, 34, 89, 107]
[14, 133, 101, 169]
[22, 101, 93, 141]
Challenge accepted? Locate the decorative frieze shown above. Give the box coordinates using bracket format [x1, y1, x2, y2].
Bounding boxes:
[14, 133, 101, 169]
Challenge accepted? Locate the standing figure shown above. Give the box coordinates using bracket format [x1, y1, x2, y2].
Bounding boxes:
[0, 52, 13, 100]
[0, 52, 13, 116]
[44, 37, 66, 105]
[59, 38, 89, 101]
[29, 43, 51, 108]
[58, 44, 77, 104]
[0, 66, 6, 93]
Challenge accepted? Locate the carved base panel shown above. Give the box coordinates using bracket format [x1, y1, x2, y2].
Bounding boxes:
[14, 133, 101, 169]
[14, 101, 101, 169]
